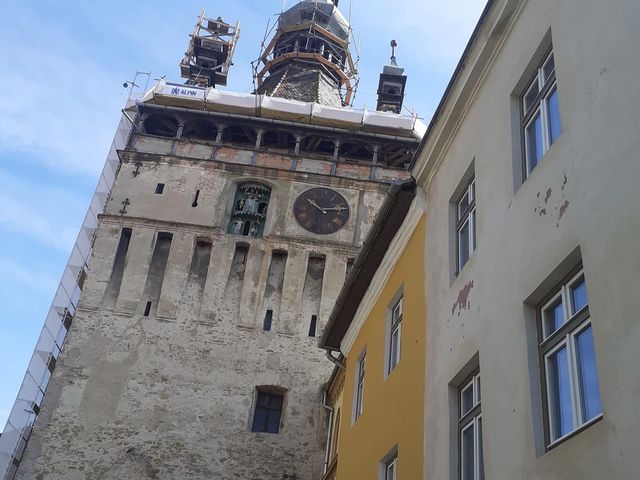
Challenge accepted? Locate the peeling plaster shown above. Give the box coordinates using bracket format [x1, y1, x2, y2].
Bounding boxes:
[452, 280, 474, 316]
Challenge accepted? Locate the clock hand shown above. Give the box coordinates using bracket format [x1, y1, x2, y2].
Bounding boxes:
[307, 198, 327, 214]
[324, 204, 347, 212]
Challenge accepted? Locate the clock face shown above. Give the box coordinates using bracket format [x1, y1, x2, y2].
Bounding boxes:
[293, 188, 350, 234]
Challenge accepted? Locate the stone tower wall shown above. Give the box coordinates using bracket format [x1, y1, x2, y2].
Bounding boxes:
[16, 130, 393, 479]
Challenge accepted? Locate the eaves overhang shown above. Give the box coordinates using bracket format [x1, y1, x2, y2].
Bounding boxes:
[319, 178, 417, 351]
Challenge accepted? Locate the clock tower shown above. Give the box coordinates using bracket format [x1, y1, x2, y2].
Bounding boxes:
[4, 3, 423, 480]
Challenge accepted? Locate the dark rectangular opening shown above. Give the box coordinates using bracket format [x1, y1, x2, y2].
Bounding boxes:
[155, 183, 165, 194]
[263, 309, 273, 331]
[143, 301, 152, 317]
[103, 227, 133, 307]
[308, 315, 318, 337]
[252, 391, 284, 434]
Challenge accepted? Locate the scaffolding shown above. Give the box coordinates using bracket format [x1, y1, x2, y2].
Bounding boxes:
[180, 11, 240, 88]
[253, 0, 359, 106]
[0, 82, 142, 480]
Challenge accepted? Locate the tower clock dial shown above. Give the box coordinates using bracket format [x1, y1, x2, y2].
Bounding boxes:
[293, 188, 350, 234]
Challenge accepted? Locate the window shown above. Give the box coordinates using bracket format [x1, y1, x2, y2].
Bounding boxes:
[263, 309, 273, 331]
[355, 353, 366, 420]
[228, 183, 271, 237]
[308, 315, 318, 337]
[456, 177, 476, 273]
[384, 454, 398, 480]
[155, 183, 165, 194]
[538, 269, 602, 447]
[252, 390, 284, 434]
[522, 50, 561, 177]
[459, 372, 484, 480]
[387, 296, 403, 374]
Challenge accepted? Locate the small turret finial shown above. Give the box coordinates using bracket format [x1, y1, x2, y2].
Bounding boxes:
[390, 40, 398, 66]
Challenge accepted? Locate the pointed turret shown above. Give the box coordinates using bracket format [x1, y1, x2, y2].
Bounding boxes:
[376, 40, 408, 114]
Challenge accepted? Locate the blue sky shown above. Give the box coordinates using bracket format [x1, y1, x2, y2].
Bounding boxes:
[0, 0, 485, 428]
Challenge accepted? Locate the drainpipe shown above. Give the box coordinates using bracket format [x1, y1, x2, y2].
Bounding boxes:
[322, 390, 334, 474]
[326, 350, 345, 370]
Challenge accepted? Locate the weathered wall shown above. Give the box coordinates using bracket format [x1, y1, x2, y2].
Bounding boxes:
[417, 0, 640, 478]
[17, 129, 395, 478]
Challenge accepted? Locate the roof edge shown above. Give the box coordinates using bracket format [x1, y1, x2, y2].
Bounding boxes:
[319, 178, 417, 350]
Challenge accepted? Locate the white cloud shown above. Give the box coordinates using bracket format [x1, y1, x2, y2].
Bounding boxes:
[0, 5, 125, 177]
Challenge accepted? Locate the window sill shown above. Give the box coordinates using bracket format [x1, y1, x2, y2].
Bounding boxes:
[546, 413, 603, 452]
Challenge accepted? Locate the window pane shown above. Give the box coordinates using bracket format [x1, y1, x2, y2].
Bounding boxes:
[459, 220, 470, 270]
[390, 328, 400, 371]
[524, 78, 540, 113]
[386, 460, 396, 480]
[462, 424, 475, 480]
[575, 325, 602, 422]
[543, 54, 555, 83]
[478, 417, 485, 480]
[547, 88, 561, 145]
[461, 383, 474, 417]
[543, 298, 564, 338]
[266, 410, 281, 433]
[458, 191, 470, 219]
[571, 277, 588, 314]
[257, 393, 270, 408]
[270, 394, 284, 410]
[471, 208, 477, 252]
[547, 346, 574, 440]
[252, 408, 267, 432]
[526, 113, 544, 172]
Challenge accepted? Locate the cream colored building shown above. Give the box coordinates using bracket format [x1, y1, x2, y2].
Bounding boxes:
[412, 0, 640, 478]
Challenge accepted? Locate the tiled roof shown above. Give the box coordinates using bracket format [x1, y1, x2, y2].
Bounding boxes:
[258, 61, 343, 107]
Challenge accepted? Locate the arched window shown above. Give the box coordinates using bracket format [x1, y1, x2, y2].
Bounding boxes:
[182, 118, 218, 141]
[262, 130, 296, 152]
[228, 183, 272, 238]
[144, 114, 179, 138]
[222, 124, 257, 147]
[339, 142, 374, 163]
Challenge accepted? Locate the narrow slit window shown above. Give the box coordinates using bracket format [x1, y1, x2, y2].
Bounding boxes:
[263, 309, 273, 331]
[155, 183, 165, 194]
[308, 315, 318, 337]
[143, 301, 152, 317]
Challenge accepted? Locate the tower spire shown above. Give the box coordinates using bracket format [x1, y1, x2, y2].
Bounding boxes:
[376, 39, 408, 114]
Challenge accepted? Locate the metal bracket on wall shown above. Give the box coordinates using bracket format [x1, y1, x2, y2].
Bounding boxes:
[132, 162, 142, 177]
[119, 198, 131, 215]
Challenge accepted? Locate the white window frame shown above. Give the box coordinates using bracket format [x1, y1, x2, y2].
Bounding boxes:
[456, 178, 476, 273]
[387, 296, 403, 375]
[354, 352, 366, 421]
[384, 454, 398, 480]
[459, 373, 483, 480]
[538, 269, 603, 448]
[522, 50, 559, 177]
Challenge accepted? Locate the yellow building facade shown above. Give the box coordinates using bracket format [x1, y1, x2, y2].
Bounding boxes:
[321, 182, 426, 480]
